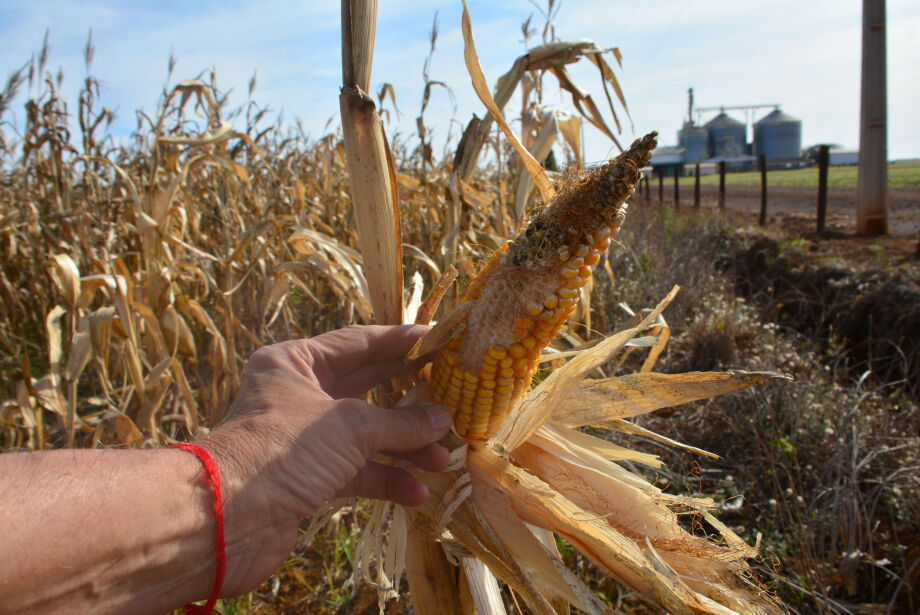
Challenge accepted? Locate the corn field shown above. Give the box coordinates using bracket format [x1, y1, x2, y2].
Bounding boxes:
[3, 3, 919, 614]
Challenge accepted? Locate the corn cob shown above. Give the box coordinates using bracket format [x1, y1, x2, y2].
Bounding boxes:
[431, 132, 658, 439]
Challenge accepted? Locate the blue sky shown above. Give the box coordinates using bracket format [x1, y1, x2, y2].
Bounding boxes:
[1, 1, 918, 162]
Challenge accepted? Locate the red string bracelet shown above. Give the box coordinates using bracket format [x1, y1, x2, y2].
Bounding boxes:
[171, 443, 226, 615]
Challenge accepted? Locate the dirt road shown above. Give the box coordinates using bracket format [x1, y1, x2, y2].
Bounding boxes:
[650, 184, 920, 236]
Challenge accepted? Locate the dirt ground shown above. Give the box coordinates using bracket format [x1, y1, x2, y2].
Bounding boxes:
[662, 183, 920, 236]
[661, 184, 920, 280]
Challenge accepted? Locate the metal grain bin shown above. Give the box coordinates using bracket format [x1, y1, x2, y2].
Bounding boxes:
[754, 109, 802, 160]
[705, 112, 746, 158]
[680, 124, 709, 163]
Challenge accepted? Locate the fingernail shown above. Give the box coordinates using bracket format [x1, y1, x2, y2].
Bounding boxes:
[425, 405, 453, 431]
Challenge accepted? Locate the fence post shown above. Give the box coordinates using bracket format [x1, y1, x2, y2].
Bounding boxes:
[673, 167, 680, 210]
[658, 171, 664, 204]
[817, 145, 829, 233]
[759, 154, 768, 226]
[718, 160, 726, 211]
[644, 175, 650, 202]
[694, 163, 701, 210]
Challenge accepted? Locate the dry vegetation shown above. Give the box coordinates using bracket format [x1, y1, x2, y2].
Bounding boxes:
[2, 12, 918, 615]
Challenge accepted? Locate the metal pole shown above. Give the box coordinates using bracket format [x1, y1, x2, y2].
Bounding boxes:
[718, 160, 726, 211]
[817, 145, 829, 233]
[857, 0, 888, 234]
[658, 171, 664, 204]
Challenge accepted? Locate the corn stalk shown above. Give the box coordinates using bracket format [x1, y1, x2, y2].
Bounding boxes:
[338, 2, 463, 612]
[339, 0, 403, 326]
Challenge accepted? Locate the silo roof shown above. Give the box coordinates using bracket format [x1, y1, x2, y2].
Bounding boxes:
[705, 112, 744, 128]
[649, 146, 685, 165]
[755, 109, 799, 125]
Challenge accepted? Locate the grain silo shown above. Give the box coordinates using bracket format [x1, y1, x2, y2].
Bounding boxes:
[753, 109, 802, 160]
[705, 112, 746, 158]
[679, 123, 709, 163]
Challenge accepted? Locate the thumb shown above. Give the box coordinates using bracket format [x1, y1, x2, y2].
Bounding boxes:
[361, 404, 453, 454]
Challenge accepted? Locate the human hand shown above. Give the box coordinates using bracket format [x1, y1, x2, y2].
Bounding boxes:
[198, 324, 452, 595]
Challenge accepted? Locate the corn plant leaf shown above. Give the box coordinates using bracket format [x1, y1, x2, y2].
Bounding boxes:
[403, 242, 441, 279]
[461, 558, 506, 615]
[49, 254, 80, 310]
[461, 0, 554, 204]
[606, 419, 720, 459]
[549, 422, 661, 468]
[554, 370, 789, 428]
[404, 271, 425, 325]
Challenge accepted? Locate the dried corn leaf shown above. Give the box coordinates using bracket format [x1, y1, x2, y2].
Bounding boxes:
[160, 305, 196, 357]
[461, 557, 505, 615]
[457, 177, 494, 211]
[550, 422, 661, 468]
[289, 228, 363, 263]
[45, 305, 65, 398]
[63, 330, 92, 383]
[110, 411, 144, 448]
[461, 0, 553, 203]
[32, 374, 65, 418]
[403, 242, 441, 279]
[513, 109, 562, 220]
[640, 321, 671, 373]
[170, 357, 200, 433]
[550, 65, 621, 152]
[556, 112, 583, 168]
[554, 371, 788, 428]
[404, 271, 425, 325]
[606, 419, 720, 459]
[49, 254, 80, 310]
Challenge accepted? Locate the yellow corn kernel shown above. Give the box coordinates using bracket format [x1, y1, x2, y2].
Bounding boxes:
[508, 343, 526, 359]
[558, 286, 578, 299]
[496, 382, 515, 395]
[564, 277, 582, 290]
[561, 268, 579, 279]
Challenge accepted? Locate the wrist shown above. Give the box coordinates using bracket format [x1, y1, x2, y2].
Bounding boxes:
[192, 420, 300, 596]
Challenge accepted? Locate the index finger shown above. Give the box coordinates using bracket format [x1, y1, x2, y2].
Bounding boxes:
[307, 324, 429, 378]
